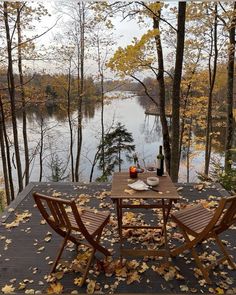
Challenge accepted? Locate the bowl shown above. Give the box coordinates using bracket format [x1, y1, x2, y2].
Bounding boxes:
[147, 176, 159, 186]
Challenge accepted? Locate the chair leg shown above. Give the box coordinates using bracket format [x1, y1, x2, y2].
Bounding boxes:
[171, 243, 190, 257]
[80, 248, 96, 286]
[171, 229, 191, 257]
[50, 231, 71, 274]
[79, 230, 105, 286]
[191, 247, 211, 284]
[174, 230, 211, 284]
[214, 234, 236, 269]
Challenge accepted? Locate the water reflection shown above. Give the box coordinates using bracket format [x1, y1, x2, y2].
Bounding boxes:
[8, 92, 236, 184]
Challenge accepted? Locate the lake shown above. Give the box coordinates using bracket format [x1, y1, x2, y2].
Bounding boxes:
[1, 91, 229, 188]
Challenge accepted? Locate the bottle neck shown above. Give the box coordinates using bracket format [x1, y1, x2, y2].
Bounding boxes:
[159, 146, 162, 155]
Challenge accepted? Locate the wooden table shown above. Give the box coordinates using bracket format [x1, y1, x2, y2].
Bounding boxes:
[111, 172, 181, 259]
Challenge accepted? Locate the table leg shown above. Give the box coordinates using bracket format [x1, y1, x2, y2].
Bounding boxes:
[116, 199, 123, 258]
[161, 199, 173, 236]
[161, 199, 172, 263]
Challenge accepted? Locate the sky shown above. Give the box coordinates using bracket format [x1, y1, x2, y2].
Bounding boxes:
[27, 1, 154, 76]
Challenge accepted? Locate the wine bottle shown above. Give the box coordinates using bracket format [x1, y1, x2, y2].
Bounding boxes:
[156, 145, 164, 176]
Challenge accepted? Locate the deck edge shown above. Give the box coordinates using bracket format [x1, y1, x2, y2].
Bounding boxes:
[0, 182, 35, 224]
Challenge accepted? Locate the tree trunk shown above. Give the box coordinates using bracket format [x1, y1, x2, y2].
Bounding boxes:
[178, 49, 201, 167]
[118, 148, 121, 172]
[75, 3, 85, 182]
[204, 4, 218, 175]
[225, 2, 236, 172]
[97, 37, 105, 175]
[186, 117, 192, 183]
[39, 117, 44, 182]
[153, 7, 171, 174]
[0, 98, 15, 201]
[171, 2, 186, 182]
[17, 6, 29, 186]
[4, 2, 23, 192]
[0, 97, 10, 205]
[89, 148, 100, 182]
[101, 74, 105, 174]
[67, 59, 74, 181]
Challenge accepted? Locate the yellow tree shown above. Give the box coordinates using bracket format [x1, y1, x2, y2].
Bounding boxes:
[108, 2, 173, 173]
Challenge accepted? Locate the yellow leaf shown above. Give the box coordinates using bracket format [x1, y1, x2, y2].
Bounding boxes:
[74, 277, 83, 287]
[139, 262, 149, 273]
[54, 272, 64, 280]
[52, 192, 61, 197]
[127, 271, 140, 285]
[1, 284, 15, 294]
[124, 189, 135, 195]
[18, 282, 26, 290]
[180, 285, 189, 292]
[115, 266, 128, 277]
[127, 260, 139, 269]
[87, 280, 96, 294]
[25, 289, 35, 294]
[44, 236, 52, 242]
[215, 287, 224, 294]
[47, 282, 63, 294]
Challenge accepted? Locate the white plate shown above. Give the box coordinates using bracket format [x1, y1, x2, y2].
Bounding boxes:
[128, 180, 149, 191]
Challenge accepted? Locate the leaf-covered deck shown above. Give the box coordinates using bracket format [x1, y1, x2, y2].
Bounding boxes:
[0, 182, 235, 294]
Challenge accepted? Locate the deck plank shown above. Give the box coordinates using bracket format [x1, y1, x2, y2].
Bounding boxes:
[0, 181, 235, 294]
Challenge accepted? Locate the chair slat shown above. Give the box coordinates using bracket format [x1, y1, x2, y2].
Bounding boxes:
[33, 192, 110, 286]
[46, 199, 60, 224]
[171, 195, 236, 283]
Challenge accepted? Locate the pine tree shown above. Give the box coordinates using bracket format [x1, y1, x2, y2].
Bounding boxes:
[97, 122, 135, 181]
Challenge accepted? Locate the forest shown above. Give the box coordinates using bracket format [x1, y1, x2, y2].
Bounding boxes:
[0, 1, 235, 207]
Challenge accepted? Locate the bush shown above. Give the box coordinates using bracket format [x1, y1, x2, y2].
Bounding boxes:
[217, 169, 236, 193]
[210, 159, 236, 193]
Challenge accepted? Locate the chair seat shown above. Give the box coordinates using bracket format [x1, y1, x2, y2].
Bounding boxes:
[68, 209, 110, 236]
[172, 204, 214, 235]
[171, 196, 236, 283]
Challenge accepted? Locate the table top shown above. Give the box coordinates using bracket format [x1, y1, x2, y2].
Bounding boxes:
[111, 172, 181, 200]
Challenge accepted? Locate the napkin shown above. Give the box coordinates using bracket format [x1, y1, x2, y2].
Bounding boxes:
[128, 180, 149, 191]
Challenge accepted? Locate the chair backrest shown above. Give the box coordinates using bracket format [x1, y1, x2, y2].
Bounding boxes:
[33, 192, 86, 234]
[187, 196, 236, 246]
[214, 195, 236, 234]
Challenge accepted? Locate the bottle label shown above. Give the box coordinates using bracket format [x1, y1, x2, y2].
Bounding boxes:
[157, 159, 161, 169]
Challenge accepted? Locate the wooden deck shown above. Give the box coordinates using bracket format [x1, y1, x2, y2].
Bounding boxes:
[0, 181, 235, 294]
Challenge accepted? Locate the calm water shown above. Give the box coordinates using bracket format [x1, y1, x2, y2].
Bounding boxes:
[1, 91, 228, 188]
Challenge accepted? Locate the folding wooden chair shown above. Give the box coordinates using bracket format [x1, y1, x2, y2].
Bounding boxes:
[33, 192, 110, 285]
[171, 195, 236, 283]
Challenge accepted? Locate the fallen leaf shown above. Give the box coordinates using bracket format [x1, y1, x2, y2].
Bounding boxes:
[47, 282, 63, 294]
[37, 246, 45, 252]
[44, 236, 52, 243]
[215, 287, 224, 294]
[87, 280, 96, 294]
[1, 284, 15, 294]
[18, 282, 26, 290]
[74, 277, 83, 287]
[139, 262, 149, 273]
[127, 260, 139, 270]
[127, 271, 140, 285]
[180, 285, 189, 292]
[54, 272, 64, 280]
[25, 289, 35, 294]
[124, 189, 135, 195]
[115, 266, 128, 277]
[52, 192, 61, 197]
